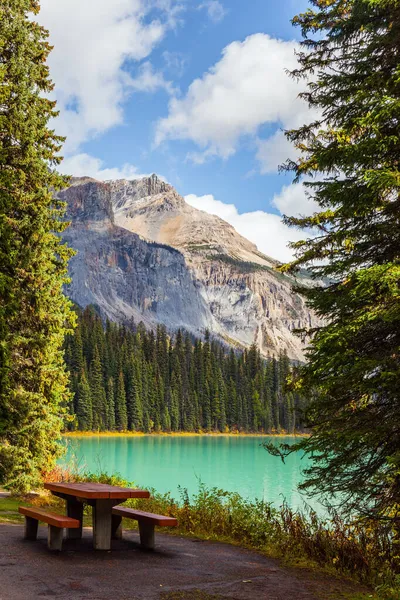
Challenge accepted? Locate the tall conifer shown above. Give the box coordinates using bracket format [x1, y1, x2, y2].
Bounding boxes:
[115, 371, 128, 431]
[0, 0, 74, 490]
[76, 372, 93, 431]
[89, 347, 107, 430]
[265, 0, 400, 520]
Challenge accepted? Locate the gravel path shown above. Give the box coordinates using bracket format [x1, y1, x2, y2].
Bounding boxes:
[0, 524, 364, 600]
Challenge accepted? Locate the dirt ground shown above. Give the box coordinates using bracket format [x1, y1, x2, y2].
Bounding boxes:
[0, 523, 371, 600]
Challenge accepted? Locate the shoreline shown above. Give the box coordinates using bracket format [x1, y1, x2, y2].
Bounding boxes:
[62, 431, 308, 438]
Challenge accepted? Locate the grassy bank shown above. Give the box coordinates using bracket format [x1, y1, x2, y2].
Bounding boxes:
[1, 470, 398, 599]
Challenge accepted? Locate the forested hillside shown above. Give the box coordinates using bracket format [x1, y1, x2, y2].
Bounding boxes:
[64, 306, 305, 433]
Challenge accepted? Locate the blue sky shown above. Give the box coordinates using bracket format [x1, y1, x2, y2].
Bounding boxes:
[39, 0, 316, 261]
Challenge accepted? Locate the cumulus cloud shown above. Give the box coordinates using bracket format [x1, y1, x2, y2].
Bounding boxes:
[61, 153, 160, 181]
[256, 130, 299, 175]
[185, 191, 309, 263]
[156, 33, 314, 167]
[38, 0, 179, 153]
[198, 1, 227, 23]
[127, 62, 175, 95]
[272, 182, 320, 217]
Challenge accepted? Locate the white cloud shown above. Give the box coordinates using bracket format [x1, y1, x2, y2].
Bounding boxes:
[155, 33, 313, 166]
[256, 130, 299, 174]
[127, 62, 175, 95]
[272, 183, 319, 217]
[61, 153, 157, 181]
[38, 0, 179, 153]
[185, 191, 309, 263]
[162, 51, 188, 77]
[198, 1, 227, 23]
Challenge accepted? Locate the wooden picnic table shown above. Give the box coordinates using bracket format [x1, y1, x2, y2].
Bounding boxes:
[44, 482, 150, 550]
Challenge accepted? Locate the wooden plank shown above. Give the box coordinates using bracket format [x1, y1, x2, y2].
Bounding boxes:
[44, 482, 109, 499]
[127, 489, 151, 499]
[81, 484, 150, 499]
[18, 507, 80, 529]
[112, 506, 178, 527]
[44, 482, 150, 500]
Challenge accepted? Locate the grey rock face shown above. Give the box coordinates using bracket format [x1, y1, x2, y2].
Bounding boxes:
[59, 175, 319, 360]
[59, 181, 216, 333]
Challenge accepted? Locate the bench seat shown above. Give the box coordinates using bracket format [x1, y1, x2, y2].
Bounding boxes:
[112, 506, 178, 549]
[19, 506, 80, 551]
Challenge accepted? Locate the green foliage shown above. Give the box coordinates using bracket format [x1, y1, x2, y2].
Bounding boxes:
[129, 482, 278, 550]
[63, 307, 304, 433]
[265, 0, 400, 524]
[76, 371, 92, 431]
[0, 0, 75, 491]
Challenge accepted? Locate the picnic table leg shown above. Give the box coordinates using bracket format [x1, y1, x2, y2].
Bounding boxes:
[92, 500, 116, 550]
[138, 521, 155, 550]
[48, 525, 63, 551]
[111, 514, 123, 540]
[24, 516, 38, 540]
[66, 499, 83, 540]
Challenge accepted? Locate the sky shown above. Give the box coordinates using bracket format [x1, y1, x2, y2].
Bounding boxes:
[38, 0, 317, 262]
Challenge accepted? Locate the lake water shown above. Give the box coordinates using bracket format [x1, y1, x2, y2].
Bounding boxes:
[62, 435, 318, 512]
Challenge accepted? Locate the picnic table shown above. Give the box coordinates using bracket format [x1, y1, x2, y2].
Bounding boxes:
[44, 482, 150, 550]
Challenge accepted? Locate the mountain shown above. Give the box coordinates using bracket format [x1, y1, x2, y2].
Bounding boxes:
[58, 175, 319, 361]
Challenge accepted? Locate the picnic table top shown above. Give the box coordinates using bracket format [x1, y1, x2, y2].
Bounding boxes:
[44, 482, 150, 500]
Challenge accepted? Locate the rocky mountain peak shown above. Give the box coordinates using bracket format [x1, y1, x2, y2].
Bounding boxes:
[59, 175, 321, 360]
[111, 177, 276, 268]
[61, 178, 114, 226]
[109, 174, 174, 212]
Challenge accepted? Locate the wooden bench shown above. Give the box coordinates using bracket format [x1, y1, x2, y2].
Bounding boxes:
[111, 506, 178, 550]
[19, 506, 80, 551]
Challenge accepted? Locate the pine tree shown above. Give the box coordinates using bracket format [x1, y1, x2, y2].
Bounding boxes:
[89, 347, 107, 430]
[106, 377, 116, 431]
[0, 0, 75, 490]
[71, 326, 85, 373]
[76, 371, 93, 431]
[115, 371, 128, 431]
[161, 405, 171, 431]
[265, 0, 400, 521]
[128, 365, 143, 431]
[170, 390, 180, 432]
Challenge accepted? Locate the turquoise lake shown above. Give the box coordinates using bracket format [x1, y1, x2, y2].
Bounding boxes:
[62, 435, 319, 512]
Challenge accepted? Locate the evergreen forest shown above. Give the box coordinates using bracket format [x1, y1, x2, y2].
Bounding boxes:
[64, 306, 304, 434]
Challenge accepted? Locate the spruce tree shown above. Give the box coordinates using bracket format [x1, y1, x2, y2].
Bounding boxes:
[106, 377, 116, 431]
[76, 372, 93, 431]
[128, 366, 143, 431]
[265, 0, 400, 520]
[0, 0, 74, 490]
[161, 405, 171, 431]
[89, 347, 107, 430]
[115, 371, 128, 431]
[170, 390, 180, 432]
